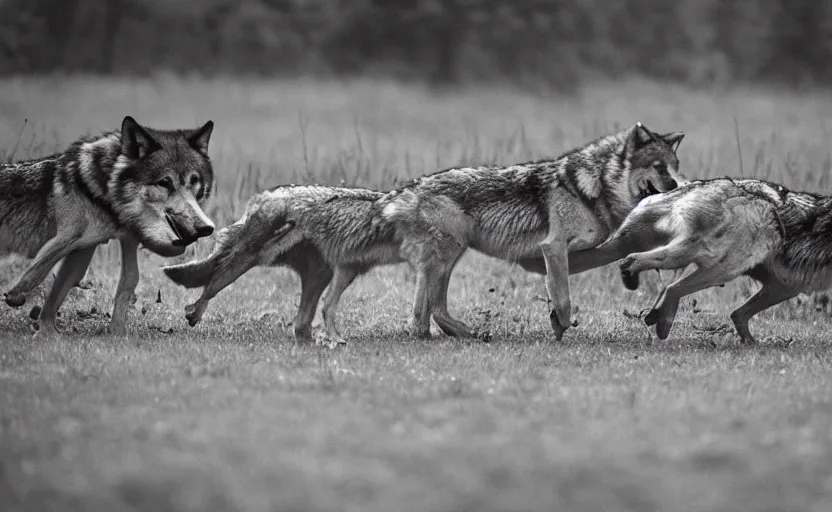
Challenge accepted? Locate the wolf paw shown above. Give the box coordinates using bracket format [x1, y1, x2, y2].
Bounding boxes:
[184, 303, 202, 327]
[408, 320, 432, 339]
[106, 323, 128, 337]
[738, 333, 759, 346]
[413, 328, 432, 339]
[294, 326, 314, 343]
[656, 318, 673, 340]
[34, 322, 61, 340]
[4, 291, 26, 308]
[619, 257, 641, 290]
[315, 331, 347, 349]
[548, 310, 569, 341]
[621, 271, 640, 291]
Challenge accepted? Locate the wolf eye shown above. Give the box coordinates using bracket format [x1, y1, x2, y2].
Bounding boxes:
[652, 161, 667, 172]
[157, 176, 175, 190]
[190, 174, 201, 186]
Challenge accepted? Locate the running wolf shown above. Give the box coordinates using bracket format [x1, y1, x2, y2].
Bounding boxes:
[568, 177, 832, 344]
[381, 122, 685, 340]
[162, 185, 407, 345]
[1, 116, 216, 336]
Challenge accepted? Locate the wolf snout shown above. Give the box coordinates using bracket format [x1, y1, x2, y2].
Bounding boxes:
[195, 224, 214, 238]
[165, 211, 214, 246]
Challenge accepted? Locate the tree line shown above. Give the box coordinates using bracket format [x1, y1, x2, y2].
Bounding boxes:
[1, 0, 830, 89]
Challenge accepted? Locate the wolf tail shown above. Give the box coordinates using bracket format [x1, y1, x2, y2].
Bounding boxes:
[162, 223, 238, 288]
[0, 160, 57, 257]
[163, 258, 215, 288]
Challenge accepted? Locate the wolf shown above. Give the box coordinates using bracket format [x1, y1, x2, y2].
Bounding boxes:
[380, 122, 685, 340]
[567, 177, 832, 344]
[162, 185, 409, 346]
[1, 116, 216, 336]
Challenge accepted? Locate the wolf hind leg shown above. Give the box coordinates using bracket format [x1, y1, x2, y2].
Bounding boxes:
[5, 228, 89, 308]
[37, 247, 97, 337]
[320, 265, 362, 345]
[430, 251, 474, 338]
[730, 273, 797, 345]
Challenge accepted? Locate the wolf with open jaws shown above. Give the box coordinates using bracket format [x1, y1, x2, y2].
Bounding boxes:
[381, 122, 685, 340]
[162, 185, 408, 346]
[567, 177, 832, 344]
[0, 116, 216, 336]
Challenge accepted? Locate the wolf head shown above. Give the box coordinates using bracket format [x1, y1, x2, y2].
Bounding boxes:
[114, 116, 216, 257]
[623, 122, 685, 200]
[163, 191, 302, 325]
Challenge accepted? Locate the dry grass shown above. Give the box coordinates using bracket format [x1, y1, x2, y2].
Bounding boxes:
[2, 77, 832, 512]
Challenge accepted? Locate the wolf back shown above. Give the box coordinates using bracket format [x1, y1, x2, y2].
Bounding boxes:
[380, 123, 685, 340]
[162, 184, 402, 344]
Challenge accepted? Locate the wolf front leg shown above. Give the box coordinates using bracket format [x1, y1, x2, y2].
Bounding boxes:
[539, 235, 572, 341]
[293, 265, 333, 342]
[37, 247, 97, 337]
[5, 228, 89, 308]
[109, 238, 140, 336]
[429, 251, 474, 338]
[409, 266, 432, 338]
[645, 263, 738, 340]
[320, 265, 362, 346]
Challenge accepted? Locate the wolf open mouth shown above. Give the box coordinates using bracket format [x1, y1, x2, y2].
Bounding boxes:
[640, 180, 661, 199]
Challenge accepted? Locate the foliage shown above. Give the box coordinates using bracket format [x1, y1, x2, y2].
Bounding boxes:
[2, 0, 832, 89]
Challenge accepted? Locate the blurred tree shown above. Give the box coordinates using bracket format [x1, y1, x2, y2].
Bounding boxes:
[2, 0, 832, 90]
[100, 0, 125, 73]
[32, 0, 79, 71]
[714, 0, 776, 82]
[204, 1, 238, 67]
[765, 0, 832, 85]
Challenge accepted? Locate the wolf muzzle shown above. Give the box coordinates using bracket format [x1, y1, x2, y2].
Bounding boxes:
[166, 213, 214, 247]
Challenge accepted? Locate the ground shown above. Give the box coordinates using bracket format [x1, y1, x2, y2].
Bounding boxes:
[2, 77, 832, 511]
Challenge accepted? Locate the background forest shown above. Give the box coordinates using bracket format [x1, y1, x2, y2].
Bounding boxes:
[1, 0, 829, 90]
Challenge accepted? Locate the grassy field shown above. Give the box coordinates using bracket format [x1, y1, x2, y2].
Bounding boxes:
[3, 76, 832, 511]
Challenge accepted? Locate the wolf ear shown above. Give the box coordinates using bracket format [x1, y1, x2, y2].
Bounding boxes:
[188, 120, 214, 154]
[121, 116, 160, 160]
[660, 131, 685, 152]
[625, 122, 657, 155]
